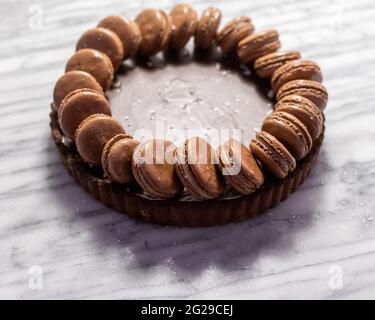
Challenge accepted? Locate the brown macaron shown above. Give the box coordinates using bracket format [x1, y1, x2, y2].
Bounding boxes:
[194, 7, 222, 50]
[65, 48, 114, 91]
[216, 139, 264, 195]
[276, 79, 328, 111]
[101, 134, 139, 184]
[53, 71, 103, 108]
[75, 114, 125, 166]
[175, 137, 225, 200]
[275, 95, 324, 140]
[254, 51, 301, 78]
[98, 16, 142, 59]
[262, 111, 313, 161]
[132, 139, 182, 199]
[237, 29, 281, 64]
[58, 89, 111, 139]
[271, 60, 323, 93]
[250, 131, 296, 179]
[135, 9, 172, 56]
[169, 3, 198, 50]
[76, 27, 124, 71]
[217, 16, 254, 54]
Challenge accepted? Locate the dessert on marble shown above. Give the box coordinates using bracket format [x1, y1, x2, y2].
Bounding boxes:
[50, 3, 327, 226]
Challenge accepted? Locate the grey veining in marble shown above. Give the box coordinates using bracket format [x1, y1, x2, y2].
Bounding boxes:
[1, 0, 375, 299]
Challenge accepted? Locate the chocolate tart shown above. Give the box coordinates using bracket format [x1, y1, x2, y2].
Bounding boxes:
[50, 108, 324, 227]
[51, 6, 328, 227]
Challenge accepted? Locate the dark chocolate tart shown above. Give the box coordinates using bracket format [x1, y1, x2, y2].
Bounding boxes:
[50, 107, 324, 227]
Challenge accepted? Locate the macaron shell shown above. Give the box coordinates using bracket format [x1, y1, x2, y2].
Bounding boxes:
[217, 139, 264, 195]
[175, 144, 211, 200]
[76, 27, 124, 71]
[250, 131, 296, 179]
[186, 137, 224, 199]
[194, 7, 222, 49]
[58, 88, 111, 139]
[276, 79, 328, 111]
[169, 4, 198, 49]
[136, 9, 170, 56]
[262, 111, 312, 160]
[271, 60, 323, 93]
[98, 16, 142, 59]
[75, 114, 125, 166]
[132, 139, 182, 199]
[157, 10, 172, 52]
[102, 134, 139, 184]
[53, 71, 103, 108]
[254, 51, 301, 78]
[237, 29, 280, 64]
[275, 95, 323, 140]
[231, 140, 264, 187]
[217, 16, 254, 54]
[65, 48, 114, 91]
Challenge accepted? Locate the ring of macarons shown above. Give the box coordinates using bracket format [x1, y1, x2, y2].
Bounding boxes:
[53, 4, 327, 201]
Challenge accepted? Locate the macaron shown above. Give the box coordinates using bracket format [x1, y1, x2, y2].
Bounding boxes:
[53, 70, 103, 108]
[254, 51, 301, 78]
[65, 48, 114, 91]
[169, 3, 198, 50]
[135, 9, 172, 56]
[76, 27, 124, 71]
[271, 60, 323, 93]
[194, 7, 222, 50]
[132, 139, 182, 199]
[250, 131, 296, 179]
[101, 134, 139, 184]
[275, 95, 324, 140]
[216, 16, 254, 54]
[276, 79, 328, 111]
[237, 29, 281, 64]
[75, 114, 125, 166]
[175, 137, 225, 200]
[58, 89, 111, 139]
[262, 111, 313, 161]
[98, 16, 142, 59]
[216, 139, 264, 195]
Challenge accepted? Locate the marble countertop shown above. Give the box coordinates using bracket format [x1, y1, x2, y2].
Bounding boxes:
[1, 0, 375, 299]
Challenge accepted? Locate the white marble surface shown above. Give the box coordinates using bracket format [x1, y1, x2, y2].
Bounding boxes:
[1, 0, 375, 299]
